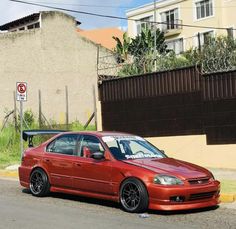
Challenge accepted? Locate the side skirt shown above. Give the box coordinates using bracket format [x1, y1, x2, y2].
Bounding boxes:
[50, 186, 119, 202]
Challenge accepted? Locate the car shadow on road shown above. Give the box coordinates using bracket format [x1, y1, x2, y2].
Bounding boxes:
[22, 188, 219, 215]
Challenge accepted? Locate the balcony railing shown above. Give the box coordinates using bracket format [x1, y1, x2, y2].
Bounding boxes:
[162, 19, 183, 33]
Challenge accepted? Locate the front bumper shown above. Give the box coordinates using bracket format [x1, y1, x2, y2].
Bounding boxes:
[148, 180, 220, 211]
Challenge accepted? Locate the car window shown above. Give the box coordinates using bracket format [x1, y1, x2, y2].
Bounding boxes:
[103, 135, 166, 160]
[46, 134, 78, 156]
[79, 135, 104, 157]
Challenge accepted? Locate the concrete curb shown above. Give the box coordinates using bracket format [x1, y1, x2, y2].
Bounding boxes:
[220, 194, 236, 203]
[0, 170, 18, 178]
[0, 170, 235, 204]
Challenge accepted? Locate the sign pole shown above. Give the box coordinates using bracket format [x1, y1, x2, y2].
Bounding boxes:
[20, 100, 23, 159]
[16, 82, 27, 159]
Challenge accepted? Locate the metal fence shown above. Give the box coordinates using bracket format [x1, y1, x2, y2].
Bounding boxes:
[99, 66, 236, 144]
[100, 66, 200, 102]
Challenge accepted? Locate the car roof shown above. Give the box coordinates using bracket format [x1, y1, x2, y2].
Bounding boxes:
[61, 131, 136, 138]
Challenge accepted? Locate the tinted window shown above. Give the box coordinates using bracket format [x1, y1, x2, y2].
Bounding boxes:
[79, 135, 104, 157]
[47, 134, 78, 155]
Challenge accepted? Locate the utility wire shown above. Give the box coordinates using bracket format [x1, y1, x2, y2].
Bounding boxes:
[17, 0, 236, 9]
[9, 0, 236, 31]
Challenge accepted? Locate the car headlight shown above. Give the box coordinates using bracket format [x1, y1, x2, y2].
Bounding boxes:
[153, 175, 184, 185]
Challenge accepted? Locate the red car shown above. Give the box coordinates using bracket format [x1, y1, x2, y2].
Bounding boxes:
[19, 130, 220, 213]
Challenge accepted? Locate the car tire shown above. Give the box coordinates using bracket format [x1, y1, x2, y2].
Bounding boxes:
[120, 178, 149, 213]
[29, 168, 50, 197]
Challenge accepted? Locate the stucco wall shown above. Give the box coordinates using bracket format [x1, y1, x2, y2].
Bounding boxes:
[0, 11, 111, 125]
[146, 135, 236, 170]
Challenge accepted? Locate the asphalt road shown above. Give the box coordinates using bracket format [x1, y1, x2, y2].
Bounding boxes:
[0, 178, 236, 229]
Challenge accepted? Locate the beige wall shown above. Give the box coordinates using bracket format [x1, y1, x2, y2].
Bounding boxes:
[0, 11, 111, 125]
[146, 135, 236, 169]
[127, 0, 235, 50]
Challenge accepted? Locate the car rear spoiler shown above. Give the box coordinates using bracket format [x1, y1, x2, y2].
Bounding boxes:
[23, 130, 66, 147]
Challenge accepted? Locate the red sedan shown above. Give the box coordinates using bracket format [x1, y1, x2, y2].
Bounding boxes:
[19, 130, 220, 213]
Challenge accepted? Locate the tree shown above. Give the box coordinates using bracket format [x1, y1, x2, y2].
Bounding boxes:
[113, 27, 168, 75]
[183, 36, 236, 73]
[112, 32, 131, 64]
[113, 29, 236, 76]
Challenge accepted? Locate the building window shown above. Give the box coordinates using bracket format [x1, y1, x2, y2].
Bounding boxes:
[195, 31, 214, 47]
[196, 0, 213, 19]
[161, 8, 179, 32]
[227, 27, 234, 39]
[136, 15, 153, 34]
[166, 38, 183, 54]
[27, 22, 40, 30]
[202, 30, 214, 44]
[19, 27, 25, 31]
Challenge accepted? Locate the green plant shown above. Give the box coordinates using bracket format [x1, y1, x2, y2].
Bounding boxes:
[156, 51, 191, 71]
[24, 110, 35, 127]
[0, 124, 21, 168]
[0, 118, 95, 168]
[113, 28, 168, 75]
[17, 109, 35, 128]
[113, 32, 131, 63]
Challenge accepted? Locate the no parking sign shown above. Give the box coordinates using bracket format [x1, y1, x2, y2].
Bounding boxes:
[16, 82, 27, 101]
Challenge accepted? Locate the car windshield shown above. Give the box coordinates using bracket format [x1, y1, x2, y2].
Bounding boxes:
[102, 135, 166, 160]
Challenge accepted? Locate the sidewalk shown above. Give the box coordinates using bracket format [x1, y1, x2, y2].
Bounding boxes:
[0, 165, 18, 179]
[208, 168, 236, 203]
[0, 165, 236, 204]
[209, 168, 236, 181]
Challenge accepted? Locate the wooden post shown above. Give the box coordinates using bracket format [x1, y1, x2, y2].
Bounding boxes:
[97, 45, 100, 77]
[39, 90, 42, 128]
[93, 85, 97, 130]
[13, 91, 17, 132]
[65, 86, 69, 130]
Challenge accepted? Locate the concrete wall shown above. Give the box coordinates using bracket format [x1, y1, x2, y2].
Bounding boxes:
[0, 11, 111, 125]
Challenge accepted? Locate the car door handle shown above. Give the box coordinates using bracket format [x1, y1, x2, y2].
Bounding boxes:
[75, 163, 82, 167]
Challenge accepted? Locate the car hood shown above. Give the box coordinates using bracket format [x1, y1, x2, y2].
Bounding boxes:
[123, 158, 210, 180]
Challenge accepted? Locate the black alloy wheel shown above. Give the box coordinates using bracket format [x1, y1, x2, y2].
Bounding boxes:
[30, 168, 50, 197]
[120, 178, 149, 213]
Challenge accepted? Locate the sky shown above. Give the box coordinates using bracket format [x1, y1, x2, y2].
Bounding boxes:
[0, 0, 153, 30]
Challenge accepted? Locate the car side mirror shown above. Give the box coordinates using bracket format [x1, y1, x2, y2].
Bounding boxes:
[91, 152, 105, 160]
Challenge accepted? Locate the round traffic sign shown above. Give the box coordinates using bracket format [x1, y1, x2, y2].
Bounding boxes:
[17, 83, 27, 94]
